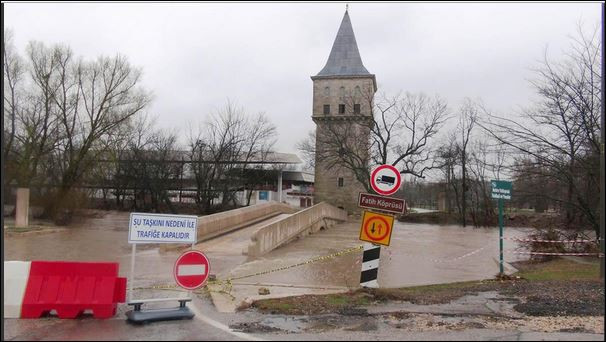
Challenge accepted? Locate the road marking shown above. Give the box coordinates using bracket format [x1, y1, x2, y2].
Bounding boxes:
[188, 300, 265, 341]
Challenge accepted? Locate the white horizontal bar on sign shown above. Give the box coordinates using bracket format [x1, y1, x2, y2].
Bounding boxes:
[360, 280, 378, 288]
[364, 243, 380, 252]
[361, 259, 380, 272]
[178, 264, 206, 277]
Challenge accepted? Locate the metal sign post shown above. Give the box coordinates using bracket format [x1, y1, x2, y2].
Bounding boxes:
[498, 198, 504, 274]
[491, 180, 512, 275]
[126, 212, 198, 323]
[357, 165, 405, 289]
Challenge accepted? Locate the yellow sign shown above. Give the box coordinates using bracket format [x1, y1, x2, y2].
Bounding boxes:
[359, 210, 394, 246]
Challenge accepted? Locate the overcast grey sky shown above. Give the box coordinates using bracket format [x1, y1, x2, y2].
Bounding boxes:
[3, 2, 603, 160]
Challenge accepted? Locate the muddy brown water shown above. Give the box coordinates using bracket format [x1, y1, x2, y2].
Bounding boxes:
[211, 220, 531, 289]
[4, 211, 531, 291]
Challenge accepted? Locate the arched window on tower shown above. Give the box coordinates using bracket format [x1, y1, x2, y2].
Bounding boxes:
[324, 87, 330, 97]
[339, 86, 345, 98]
[355, 86, 361, 96]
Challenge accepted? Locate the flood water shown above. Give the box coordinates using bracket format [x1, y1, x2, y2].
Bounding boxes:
[4, 211, 531, 291]
[219, 220, 531, 288]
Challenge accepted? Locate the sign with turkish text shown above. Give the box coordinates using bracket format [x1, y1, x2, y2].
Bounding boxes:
[358, 193, 406, 214]
[128, 213, 198, 244]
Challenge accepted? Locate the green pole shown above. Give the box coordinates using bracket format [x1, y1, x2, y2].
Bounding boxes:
[499, 198, 504, 274]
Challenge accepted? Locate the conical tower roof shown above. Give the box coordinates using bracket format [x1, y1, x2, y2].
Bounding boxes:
[316, 10, 371, 77]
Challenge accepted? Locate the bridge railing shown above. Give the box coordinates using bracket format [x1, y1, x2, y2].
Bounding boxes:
[197, 201, 296, 242]
[247, 202, 347, 257]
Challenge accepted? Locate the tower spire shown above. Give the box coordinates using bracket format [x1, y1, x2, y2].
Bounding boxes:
[316, 9, 370, 77]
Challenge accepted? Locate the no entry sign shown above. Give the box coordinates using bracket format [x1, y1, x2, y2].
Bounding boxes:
[370, 164, 402, 196]
[174, 250, 211, 290]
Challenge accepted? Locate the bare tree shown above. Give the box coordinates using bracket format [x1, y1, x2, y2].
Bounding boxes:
[3, 29, 24, 169]
[296, 130, 316, 171]
[44, 53, 151, 222]
[3, 37, 152, 223]
[481, 25, 602, 234]
[189, 101, 276, 213]
[467, 138, 497, 227]
[8, 42, 65, 189]
[436, 132, 460, 215]
[457, 98, 478, 227]
[121, 129, 180, 213]
[304, 89, 449, 192]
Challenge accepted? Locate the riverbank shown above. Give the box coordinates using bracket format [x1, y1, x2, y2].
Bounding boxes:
[398, 210, 571, 230]
[249, 258, 603, 318]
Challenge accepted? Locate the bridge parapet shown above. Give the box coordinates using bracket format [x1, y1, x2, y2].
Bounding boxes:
[247, 202, 348, 257]
[197, 201, 296, 242]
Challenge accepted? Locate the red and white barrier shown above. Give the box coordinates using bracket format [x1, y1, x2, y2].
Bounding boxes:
[3, 260, 127, 319]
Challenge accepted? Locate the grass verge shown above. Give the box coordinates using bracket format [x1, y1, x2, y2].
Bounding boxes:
[251, 258, 603, 316]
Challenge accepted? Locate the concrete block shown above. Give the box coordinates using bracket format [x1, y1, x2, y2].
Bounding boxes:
[15, 188, 30, 227]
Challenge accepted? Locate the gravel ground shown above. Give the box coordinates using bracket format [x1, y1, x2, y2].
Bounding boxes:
[381, 313, 604, 334]
[499, 280, 604, 316]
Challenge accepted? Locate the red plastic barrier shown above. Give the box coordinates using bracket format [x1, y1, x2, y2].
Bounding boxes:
[21, 261, 127, 319]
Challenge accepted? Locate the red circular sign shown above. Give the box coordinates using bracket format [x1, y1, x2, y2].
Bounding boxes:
[173, 250, 211, 290]
[370, 164, 402, 196]
[364, 216, 390, 241]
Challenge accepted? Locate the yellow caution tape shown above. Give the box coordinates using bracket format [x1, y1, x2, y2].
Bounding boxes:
[133, 244, 364, 293]
[227, 244, 364, 282]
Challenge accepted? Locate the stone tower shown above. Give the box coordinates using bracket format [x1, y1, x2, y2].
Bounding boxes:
[312, 10, 377, 214]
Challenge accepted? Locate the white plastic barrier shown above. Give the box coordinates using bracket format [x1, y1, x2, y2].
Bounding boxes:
[3, 261, 31, 318]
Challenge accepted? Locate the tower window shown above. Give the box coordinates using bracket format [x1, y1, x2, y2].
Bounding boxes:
[339, 86, 345, 98]
[355, 86, 361, 96]
[324, 87, 330, 96]
[354, 104, 361, 114]
[323, 105, 330, 115]
[339, 104, 345, 114]
[338, 177, 344, 187]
